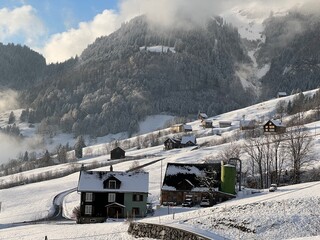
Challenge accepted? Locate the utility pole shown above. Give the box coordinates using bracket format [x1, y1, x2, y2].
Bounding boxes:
[228, 158, 242, 191]
[160, 159, 163, 202]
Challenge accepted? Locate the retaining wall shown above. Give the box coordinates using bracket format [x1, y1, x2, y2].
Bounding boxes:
[127, 222, 211, 240]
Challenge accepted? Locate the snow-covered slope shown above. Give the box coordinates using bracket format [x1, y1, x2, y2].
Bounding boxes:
[221, 4, 287, 95]
[2, 88, 320, 239]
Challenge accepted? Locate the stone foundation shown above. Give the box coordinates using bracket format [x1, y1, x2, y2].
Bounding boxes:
[128, 222, 211, 240]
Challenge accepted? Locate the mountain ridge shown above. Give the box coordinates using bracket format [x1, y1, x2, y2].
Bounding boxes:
[1, 11, 320, 138]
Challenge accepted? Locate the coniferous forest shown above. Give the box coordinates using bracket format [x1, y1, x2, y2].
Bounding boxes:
[1, 12, 320, 138]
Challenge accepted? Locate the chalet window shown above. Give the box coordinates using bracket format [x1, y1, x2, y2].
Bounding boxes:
[132, 207, 140, 216]
[108, 180, 116, 189]
[108, 193, 116, 202]
[133, 194, 143, 202]
[85, 205, 92, 215]
[85, 192, 93, 202]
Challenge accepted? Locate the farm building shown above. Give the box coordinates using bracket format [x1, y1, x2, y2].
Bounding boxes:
[77, 170, 149, 223]
[110, 147, 125, 160]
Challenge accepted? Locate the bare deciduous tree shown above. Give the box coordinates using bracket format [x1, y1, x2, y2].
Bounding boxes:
[243, 137, 265, 188]
[218, 142, 242, 162]
[275, 100, 287, 121]
[285, 114, 314, 184]
[196, 168, 218, 204]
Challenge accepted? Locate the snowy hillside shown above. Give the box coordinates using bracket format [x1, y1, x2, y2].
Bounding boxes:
[2, 88, 320, 239]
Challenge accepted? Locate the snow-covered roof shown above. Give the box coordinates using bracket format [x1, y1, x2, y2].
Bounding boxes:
[181, 135, 196, 144]
[183, 124, 192, 131]
[240, 119, 256, 127]
[77, 171, 149, 193]
[139, 45, 176, 53]
[278, 92, 287, 96]
[162, 162, 221, 190]
[165, 137, 181, 143]
[198, 113, 208, 118]
[165, 164, 203, 176]
[266, 119, 285, 127]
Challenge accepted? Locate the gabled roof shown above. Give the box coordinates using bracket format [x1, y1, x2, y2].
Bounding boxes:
[181, 135, 196, 144]
[265, 119, 285, 127]
[161, 162, 221, 191]
[240, 119, 256, 127]
[198, 113, 208, 119]
[78, 171, 149, 193]
[183, 124, 192, 131]
[164, 137, 181, 144]
[278, 92, 287, 96]
[111, 146, 125, 153]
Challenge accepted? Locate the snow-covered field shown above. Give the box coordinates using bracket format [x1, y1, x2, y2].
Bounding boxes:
[2, 89, 320, 239]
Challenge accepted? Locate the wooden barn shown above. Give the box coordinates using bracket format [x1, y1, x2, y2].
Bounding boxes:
[161, 163, 234, 206]
[164, 137, 181, 150]
[239, 120, 256, 130]
[219, 121, 232, 128]
[277, 92, 287, 98]
[110, 147, 125, 160]
[198, 112, 208, 121]
[202, 119, 213, 128]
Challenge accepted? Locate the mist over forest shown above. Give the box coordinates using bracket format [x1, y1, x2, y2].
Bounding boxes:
[0, 0, 320, 149]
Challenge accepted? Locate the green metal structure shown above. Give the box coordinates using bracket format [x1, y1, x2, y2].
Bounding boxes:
[221, 164, 236, 194]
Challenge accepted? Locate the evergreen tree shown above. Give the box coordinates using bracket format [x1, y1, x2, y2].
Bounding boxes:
[23, 151, 29, 161]
[57, 145, 67, 163]
[43, 149, 52, 165]
[20, 108, 29, 122]
[8, 111, 15, 124]
[74, 136, 86, 159]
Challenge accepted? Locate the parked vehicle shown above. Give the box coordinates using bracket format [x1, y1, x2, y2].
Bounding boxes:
[269, 184, 277, 192]
[182, 198, 193, 207]
[200, 198, 210, 207]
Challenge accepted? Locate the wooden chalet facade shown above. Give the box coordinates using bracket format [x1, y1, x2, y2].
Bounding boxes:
[264, 120, 286, 134]
[110, 147, 125, 160]
[164, 136, 197, 150]
[77, 170, 149, 223]
[202, 119, 213, 128]
[171, 124, 184, 133]
[164, 137, 181, 150]
[161, 163, 235, 206]
[171, 124, 193, 133]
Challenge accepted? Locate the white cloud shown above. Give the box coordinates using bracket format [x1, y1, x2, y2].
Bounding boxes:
[42, 9, 120, 63]
[0, 90, 19, 113]
[40, 0, 320, 63]
[0, 5, 46, 46]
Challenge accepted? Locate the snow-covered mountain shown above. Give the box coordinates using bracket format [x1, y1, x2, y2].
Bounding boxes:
[222, 2, 320, 99]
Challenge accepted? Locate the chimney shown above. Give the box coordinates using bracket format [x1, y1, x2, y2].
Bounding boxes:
[110, 165, 113, 172]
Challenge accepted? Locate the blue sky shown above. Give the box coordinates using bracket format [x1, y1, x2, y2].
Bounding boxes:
[0, 0, 119, 34]
[0, 0, 123, 63]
